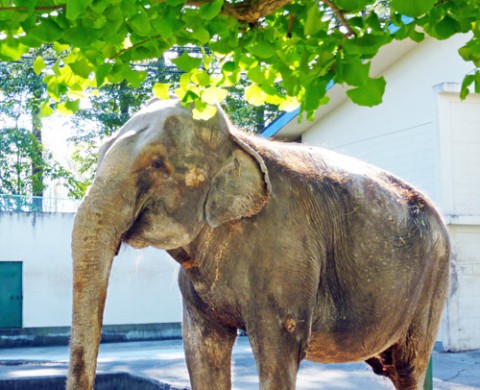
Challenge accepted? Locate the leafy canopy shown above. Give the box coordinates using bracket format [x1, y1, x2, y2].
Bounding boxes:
[1, 0, 479, 119]
[0, 127, 84, 200]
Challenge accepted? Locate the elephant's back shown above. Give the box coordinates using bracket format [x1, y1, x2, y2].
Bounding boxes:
[241, 135, 450, 362]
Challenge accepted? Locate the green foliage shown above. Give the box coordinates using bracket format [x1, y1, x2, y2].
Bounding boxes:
[67, 80, 151, 183]
[0, 128, 84, 199]
[0, 53, 85, 199]
[0, 0, 479, 119]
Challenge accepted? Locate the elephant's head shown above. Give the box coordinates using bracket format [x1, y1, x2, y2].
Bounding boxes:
[67, 99, 270, 389]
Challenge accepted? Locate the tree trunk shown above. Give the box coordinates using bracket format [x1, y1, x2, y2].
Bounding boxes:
[31, 95, 43, 212]
[255, 105, 265, 133]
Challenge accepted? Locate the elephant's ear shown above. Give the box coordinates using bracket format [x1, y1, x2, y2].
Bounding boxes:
[205, 145, 270, 228]
[196, 105, 270, 227]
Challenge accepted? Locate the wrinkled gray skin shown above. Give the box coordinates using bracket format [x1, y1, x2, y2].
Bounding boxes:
[67, 99, 450, 390]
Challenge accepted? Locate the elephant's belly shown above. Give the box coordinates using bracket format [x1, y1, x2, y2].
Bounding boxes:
[305, 329, 400, 364]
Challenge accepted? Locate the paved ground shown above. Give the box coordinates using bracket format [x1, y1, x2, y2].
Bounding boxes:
[0, 337, 479, 389]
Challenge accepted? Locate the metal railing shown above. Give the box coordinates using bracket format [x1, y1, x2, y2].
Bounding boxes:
[0, 194, 82, 213]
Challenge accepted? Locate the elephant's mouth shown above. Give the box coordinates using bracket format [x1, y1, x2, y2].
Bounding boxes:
[121, 202, 192, 250]
[121, 208, 151, 249]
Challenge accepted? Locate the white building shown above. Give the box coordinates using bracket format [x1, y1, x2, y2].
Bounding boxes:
[263, 33, 480, 352]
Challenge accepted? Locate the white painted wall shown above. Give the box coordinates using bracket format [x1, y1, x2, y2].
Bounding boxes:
[303, 33, 474, 207]
[436, 88, 480, 351]
[446, 225, 480, 351]
[436, 88, 480, 221]
[0, 212, 182, 328]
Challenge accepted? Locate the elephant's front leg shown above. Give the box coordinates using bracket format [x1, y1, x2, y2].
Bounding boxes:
[247, 313, 309, 390]
[182, 300, 237, 390]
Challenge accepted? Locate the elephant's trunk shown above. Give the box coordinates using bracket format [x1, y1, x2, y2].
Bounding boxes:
[66, 178, 135, 390]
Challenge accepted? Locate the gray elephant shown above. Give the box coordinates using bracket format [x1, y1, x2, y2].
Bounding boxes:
[67, 99, 450, 390]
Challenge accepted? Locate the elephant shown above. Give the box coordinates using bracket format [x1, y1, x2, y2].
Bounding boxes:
[67, 98, 450, 390]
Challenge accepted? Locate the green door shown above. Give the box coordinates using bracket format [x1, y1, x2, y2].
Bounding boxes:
[0, 261, 23, 328]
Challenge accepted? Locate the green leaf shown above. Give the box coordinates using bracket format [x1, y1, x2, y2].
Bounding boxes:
[64, 27, 98, 47]
[39, 101, 54, 118]
[202, 86, 228, 105]
[123, 68, 147, 88]
[128, 10, 152, 36]
[245, 85, 267, 106]
[68, 57, 93, 79]
[95, 63, 113, 87]
[343, 34, 389, 57]
[238, 54, 257, 69]
[172, 52, 202, 72]
[53, 42, 70, 54]
[408, 27, 425, 43]
[335, 0, 375, 13]
[460, 74, 474, 99]
[247, 66, 266, 84]
[304, 5, 322, 36]
[249, 40, 276, 59]
[222, 61, 236, 73]
[391, 0, 436, 17]
[191, 70, 211, 86]
[200, 0, 224, 20]
[346, 76, 386, 106]
[30, 18, 64, 43]
[57, 99, 81, 115]
[66, 0, 92, 21]
[336, 58, 370, 86]
[458, 45, 472, 61]
[33, 56, 46, 75]
[302, 78, 330, 113]
[434, 15, 461, 40]
[153, 83, 171, 99]
[458, 38, 480, 66]
[192, 99, 217, 120]
[192, 27, 211, 45]
[0, 37, 30, 61]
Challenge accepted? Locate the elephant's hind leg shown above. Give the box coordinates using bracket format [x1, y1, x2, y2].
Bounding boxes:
[376, 302, 443, 390]
[365, 346, 395, 380]
[366, 336, 426, 390]
[366, 315, 437, 390]
[389, 330, 430, 390]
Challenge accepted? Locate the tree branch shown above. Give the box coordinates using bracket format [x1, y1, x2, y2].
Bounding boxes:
[221, 0, 292, 23]
[154, 0, 292, 23]
[322, 0, 357, 38]
[111, 35, 161, 59]
[0, 5, 65, 12]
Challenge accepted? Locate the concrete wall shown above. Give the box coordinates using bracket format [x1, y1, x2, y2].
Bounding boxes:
[446, 225, 480, 351]
[436, 88, 480, 351]
[0, 212, 182, 329]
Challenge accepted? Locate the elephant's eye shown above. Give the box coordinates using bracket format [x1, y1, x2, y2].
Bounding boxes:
[151, 158, 174, 175]
[151, 159, 164, 169]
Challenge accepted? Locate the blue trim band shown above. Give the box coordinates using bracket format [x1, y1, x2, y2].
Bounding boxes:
[261, 108, 300, 138]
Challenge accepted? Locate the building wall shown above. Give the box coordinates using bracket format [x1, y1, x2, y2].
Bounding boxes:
[446, 225, 480, 351]
[436, 89, 480, 351]
[302, 33, 473, 207]
[0, 212, 182, 329]
[436, 89, 480, 219]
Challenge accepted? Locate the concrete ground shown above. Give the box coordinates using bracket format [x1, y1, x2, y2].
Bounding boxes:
[0, 337, 479, 389]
